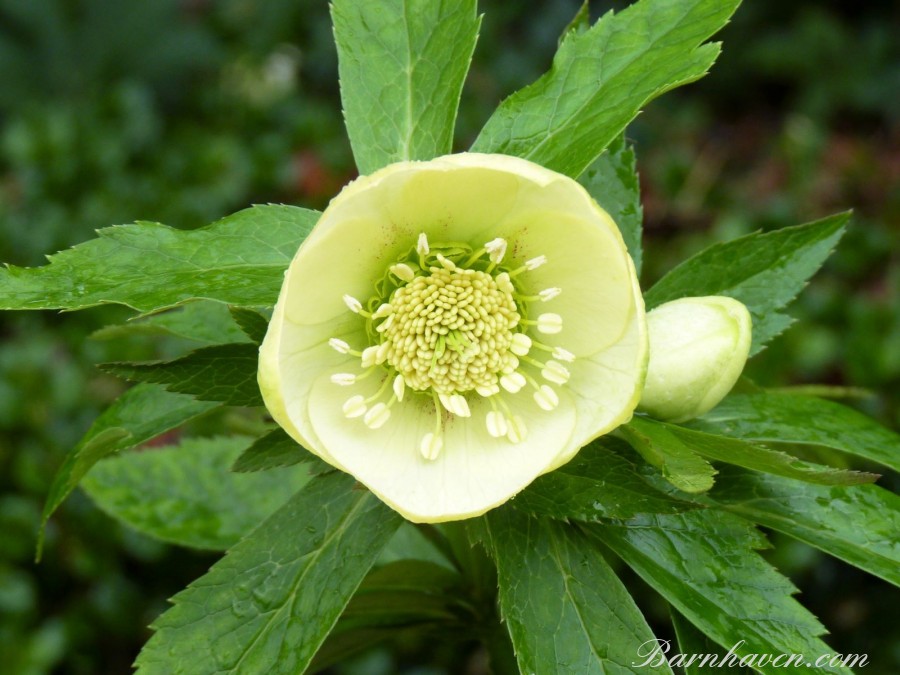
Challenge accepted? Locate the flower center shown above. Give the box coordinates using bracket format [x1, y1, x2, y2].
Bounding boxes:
[331, 233, 574, 460]
[383, 267, 519, 395]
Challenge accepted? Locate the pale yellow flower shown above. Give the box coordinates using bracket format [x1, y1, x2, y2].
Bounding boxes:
[638, 295, 752, 423]
[259, 153, 647, 522]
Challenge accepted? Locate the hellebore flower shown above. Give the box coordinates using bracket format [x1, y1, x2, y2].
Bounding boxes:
[638, 295, 752, 423]
[259, 153, 647, 522]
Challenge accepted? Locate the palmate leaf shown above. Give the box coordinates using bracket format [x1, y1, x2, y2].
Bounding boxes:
[81, 436, 311, 550]
[688, 393, 900, 473]
[472, 0, 739, 178]
[0, 205, 317, 313]
[135, 472, 402, 675]
[580, 134, 644, 276]
[332, 0, 480, 175]
[483, 508, 675, 675]
[627, 416, 876, 487]
[102, 343, 262, 407]
[712, 466, 900, 588]
[645, 213, 848, 354]
[40, 384, 219, 555]
[512, 438, 701, 521]
[592, 510, 852, 675]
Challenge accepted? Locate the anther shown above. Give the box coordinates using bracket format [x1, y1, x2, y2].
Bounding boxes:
[510, 333, 532, 356]
[485, 238, 507, 265]
[329, 338, 351, 354]
[510, 256, 548, 277]
[541, 360, 571, 385]
[372, 303, 393, 319]
[390, 263, 416, 282]
[392, 374, 406, 402]
[364, 403, 391, 429]
[375, 313, 394, 332]
[331, 373, 357, 386]
[552, 346, 576, 362]
[495, 272, 515, 295]
[420, 432, 442, 461]
[439, 393, 471, 417]
[436, 254, 457, 271]
[485, 410, 508, 438]
[360, 346, 380, 368]
[451, 394, 471, 417]
[536, 313, 563, 334]
[342, 395, 367, 418]
[507, 415, 527, 443]
[476, 383, 500, 397]
[539, 287, 562, 302]
[500, 371, 526, 394]
[417, 233, 430, 256]
[343, 294, 363, 313]
[533, 384, 559, 411]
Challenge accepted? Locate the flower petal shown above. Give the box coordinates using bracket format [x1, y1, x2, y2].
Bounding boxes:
[307, 370, 577, 522]
[545, 257, 648, 470]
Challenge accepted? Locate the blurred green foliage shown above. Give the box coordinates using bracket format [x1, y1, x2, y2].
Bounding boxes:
[0, 0, 897, 672]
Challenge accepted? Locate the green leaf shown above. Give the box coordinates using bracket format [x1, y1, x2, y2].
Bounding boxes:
[671, 610, 754, 674]
[229, 306, 271, 344]
[619, 420, 718, 494]
[513, 438, 701, 521]
[332, 0, 480, 174]
[339, 560, 469, 628]
[645, 213, 848, 354]
[628, 416, 876, 487]
[472, 0, 738, 177]
[580, 134, 643, 275]
[102, 343, 262, 407]
[593, 510, 851, 675]
[91, 301, 250, 345]
[82, 436, 311, 550]
[484, 508, 674, 675]
[135, 472, 402, 675]
[40, 384, 218, 555]
[711, 467, 900, 588]
[231, 428, 318, 474]
[688, 393, 900, 474]
[0, 205, 317, 313]
[310, 560, 472, 671]
[558, 0, 591, 46]
[378, 523, 457, 570]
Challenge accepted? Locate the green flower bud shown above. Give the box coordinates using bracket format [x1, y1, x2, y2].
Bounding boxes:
[638, 296, 752, 423]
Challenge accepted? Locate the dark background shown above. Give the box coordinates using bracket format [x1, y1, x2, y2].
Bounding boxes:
[0, 0, 897, 672]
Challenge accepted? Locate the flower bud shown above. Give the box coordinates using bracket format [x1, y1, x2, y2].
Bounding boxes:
[638, 296, 751, 423]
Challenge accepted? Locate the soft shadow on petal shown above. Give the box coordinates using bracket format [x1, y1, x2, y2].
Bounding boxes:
[307, 372, 577, 522]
